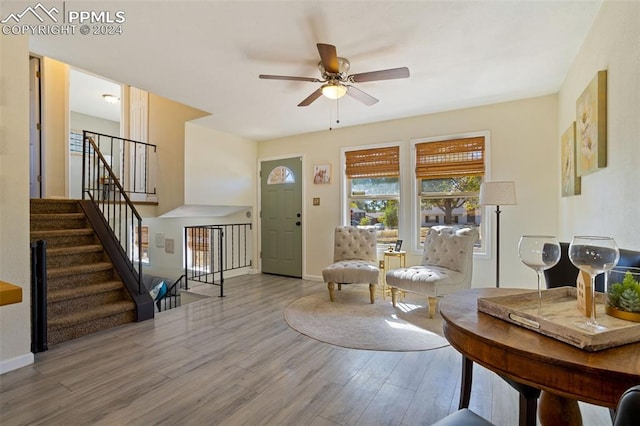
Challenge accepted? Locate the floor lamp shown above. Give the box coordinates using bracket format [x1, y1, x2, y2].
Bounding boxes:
[480, 181, 516, 288]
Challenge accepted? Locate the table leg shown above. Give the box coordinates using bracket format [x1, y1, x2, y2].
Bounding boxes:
[459, 355, 473, 409]
[538, 391, 583, 426]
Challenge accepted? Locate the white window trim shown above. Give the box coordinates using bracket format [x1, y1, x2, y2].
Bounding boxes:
[410, 131, 491, 259]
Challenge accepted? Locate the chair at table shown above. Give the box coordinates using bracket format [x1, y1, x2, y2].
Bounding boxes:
[430, 408, 494, 426]
[614, 385, 640, 426]
[322, 226, 380, 304]
[386, 225, 478, 318]
[433, 384, 640, 426]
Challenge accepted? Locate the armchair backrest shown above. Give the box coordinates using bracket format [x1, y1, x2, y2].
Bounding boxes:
[333, 226, 378, 263]
[421, 226, 479, 274]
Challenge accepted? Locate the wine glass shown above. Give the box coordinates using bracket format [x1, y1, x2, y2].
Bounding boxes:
[568, 236, 620, 331]
[518, 236, 561, 316]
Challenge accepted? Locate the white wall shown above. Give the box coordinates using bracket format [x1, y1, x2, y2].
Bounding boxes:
[258, 95, 559, 288]
[184, 122, 257, 207]
[558, 0, 640, 250]
[0, 35, 34, 373]
[141, 211, 254, 280]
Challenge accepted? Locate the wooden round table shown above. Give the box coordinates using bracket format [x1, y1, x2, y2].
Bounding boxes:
[439, 288, 640, 425]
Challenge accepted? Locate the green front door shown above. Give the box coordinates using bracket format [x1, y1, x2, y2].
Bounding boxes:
[260, 157, 303, 278]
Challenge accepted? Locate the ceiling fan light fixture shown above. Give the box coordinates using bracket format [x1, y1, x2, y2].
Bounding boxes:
[321, 83, 347, 100]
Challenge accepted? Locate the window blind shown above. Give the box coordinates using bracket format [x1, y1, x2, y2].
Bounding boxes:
[345, 146, 400, 178]
[187, 228, 210, 251]
[415, 137, 485, 179]
[134, 226, 149, 248]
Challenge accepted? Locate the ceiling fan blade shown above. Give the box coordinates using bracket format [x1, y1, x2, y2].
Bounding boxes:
[350, 67, 410, 83]
[298, 88, 323, 107]
[345, 85, 378, 106]
[317, 43, 339, 74]
[259, 74, 321, 83]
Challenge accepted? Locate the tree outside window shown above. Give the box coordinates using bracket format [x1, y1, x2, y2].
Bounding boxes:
[345, 146, 400, 245]
[415, 136, 485, 250]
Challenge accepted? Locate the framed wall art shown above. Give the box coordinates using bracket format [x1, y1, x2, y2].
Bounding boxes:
[561, 122, 581, 197]
[576, 70, 607, 176]
[313, 164, 331, 184]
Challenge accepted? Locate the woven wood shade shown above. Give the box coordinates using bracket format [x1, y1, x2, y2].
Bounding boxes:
[415, 137, 485, 179]
[134, 226, 148, 248]
[345, 146, 400, 178]
[188, 228, 210, 251]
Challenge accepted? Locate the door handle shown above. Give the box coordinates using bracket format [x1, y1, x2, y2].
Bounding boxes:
[296, 221, 301, 226]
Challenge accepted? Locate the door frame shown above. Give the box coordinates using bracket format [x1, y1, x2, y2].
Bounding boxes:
[257, 153, 306, 278]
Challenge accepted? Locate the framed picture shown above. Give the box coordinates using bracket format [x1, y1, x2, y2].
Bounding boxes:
[561, 122, 581, 197]
[394, 240, 403, 252]
[313, 163, 331, 184]
[576, 70, 607, 176]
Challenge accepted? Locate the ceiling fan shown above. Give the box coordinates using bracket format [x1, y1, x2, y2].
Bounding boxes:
[259, 43, 410, 107]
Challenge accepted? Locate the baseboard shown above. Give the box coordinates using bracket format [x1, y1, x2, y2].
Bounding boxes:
[0, 352, 34, 375]
[303, 274, 323, 281]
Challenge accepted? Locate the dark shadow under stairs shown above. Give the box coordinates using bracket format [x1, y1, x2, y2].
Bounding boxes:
[30, 199, 137, 346]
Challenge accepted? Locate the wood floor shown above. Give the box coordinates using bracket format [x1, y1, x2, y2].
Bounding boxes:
[0, 274, 611, 425]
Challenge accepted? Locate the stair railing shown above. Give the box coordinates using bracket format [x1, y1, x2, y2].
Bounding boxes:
[183, 224, 253, 298]
[82, 132, 143, 293]
[80, 131, 157, 198]
[156, 274, 186, 312]
[30, 240, 48, 353]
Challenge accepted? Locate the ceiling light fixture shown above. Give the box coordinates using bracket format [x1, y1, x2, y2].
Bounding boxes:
[102, 94, 120, 104]
[321, 83, 347, 100]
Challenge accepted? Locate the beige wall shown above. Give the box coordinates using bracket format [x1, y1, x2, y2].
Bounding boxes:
[258, 95, 559, 286]
[147, 94, 209, 216]
[558, 0, 640, 250]
[41, 57, 68, 198]
[0, 35, 33, 372]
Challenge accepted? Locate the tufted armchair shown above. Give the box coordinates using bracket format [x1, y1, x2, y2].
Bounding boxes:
[322, 226, 380, 304]
[386, 226, 479, 318]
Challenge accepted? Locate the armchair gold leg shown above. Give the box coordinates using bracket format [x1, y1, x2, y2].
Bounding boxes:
[369, 284, 376, 304]
[328, 282, 336, 302]
[391, 287, 398, 307]
[428, 296, 438, 318]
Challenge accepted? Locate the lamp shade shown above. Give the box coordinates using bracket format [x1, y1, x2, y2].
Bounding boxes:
[479, 181, 516, 206]
[321, 83, 347, 100]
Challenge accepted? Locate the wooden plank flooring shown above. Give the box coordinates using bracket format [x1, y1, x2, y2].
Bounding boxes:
[0, 274, 612, 425]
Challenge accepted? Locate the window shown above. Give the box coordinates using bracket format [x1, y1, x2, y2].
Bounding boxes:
[267, 166, 295, 184]
[345, 145, 400, 245]
[133, 225, 149, 263]
[186, 227, 211, 272]
[415, 136, 485, 251]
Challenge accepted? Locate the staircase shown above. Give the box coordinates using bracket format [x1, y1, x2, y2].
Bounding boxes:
[30, 199, 137, 346]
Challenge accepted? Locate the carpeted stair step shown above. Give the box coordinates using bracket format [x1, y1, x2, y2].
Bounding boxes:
[47, 244, 106, 268]
[47, 300, 136, 346]
[47, 262, 116, 291]
[48, 280, 131, 316]
[30, 213, 88, 231]
[30, 228, 97, 248]
[30, 198, 80, 214]
[30, 198, 142, 347]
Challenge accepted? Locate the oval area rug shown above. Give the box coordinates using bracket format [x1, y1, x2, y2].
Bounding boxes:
[284, 287, 449, 351]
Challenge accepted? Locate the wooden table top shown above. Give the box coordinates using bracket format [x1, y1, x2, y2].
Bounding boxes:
[440, 288, 640, 408]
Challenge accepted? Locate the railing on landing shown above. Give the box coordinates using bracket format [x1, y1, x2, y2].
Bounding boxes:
[82, 131, 157, 198]
[82, 132, 143, 293]
[183, 224, 253, 297]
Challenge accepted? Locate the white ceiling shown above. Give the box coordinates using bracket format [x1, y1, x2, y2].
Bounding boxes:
[69, 69, 121, 122]
[28, 1, 603, 141]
